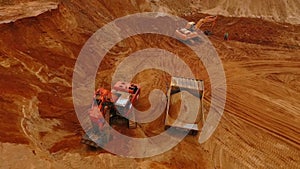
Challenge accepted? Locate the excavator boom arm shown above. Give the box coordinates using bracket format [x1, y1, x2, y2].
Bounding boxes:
[195, 15, 217, 30]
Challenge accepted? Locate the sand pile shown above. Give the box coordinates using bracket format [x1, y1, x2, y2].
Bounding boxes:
[169, 91, 202, 124]
[150, 0, 300, 24]
[0, 0, 58, 24]
[1, 0, 300, 25]
[193, 0, 300, 24]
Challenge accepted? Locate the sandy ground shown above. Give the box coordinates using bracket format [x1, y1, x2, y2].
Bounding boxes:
[195, 0, 300, 24]
[0, 0, 59, 24]
[149, 0, 300, 24]
[0, 0, 299, 168]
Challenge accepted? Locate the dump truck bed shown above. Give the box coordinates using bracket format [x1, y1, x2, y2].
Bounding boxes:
[165, 77, 204, 134]
[170, 77, 204, 90]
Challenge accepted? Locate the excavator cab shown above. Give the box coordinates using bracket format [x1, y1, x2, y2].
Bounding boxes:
[81, 81, 141, 148]
[185, 22, 196, 31]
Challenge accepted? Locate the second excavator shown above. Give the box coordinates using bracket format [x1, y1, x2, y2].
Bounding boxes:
[175, 15, 218, 43]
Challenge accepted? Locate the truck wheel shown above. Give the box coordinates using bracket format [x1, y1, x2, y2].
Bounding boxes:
[204, 30, 212, 36]
[164, 125, 170, 130]
[190, 130, 198, 136]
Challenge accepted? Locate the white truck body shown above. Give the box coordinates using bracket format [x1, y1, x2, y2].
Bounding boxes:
[165, 77, 204, 135]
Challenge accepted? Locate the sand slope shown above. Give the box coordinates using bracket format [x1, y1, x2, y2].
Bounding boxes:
[196, 0, 300, 24]
[0, 0, 299, 168]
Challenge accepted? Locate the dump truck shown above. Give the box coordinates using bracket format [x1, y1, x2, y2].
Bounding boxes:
[165, 77, 204, 136]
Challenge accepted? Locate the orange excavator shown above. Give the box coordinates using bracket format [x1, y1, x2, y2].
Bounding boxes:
[194, 15, 217, 34]
[81, 81, 141, 148]
[175, 15, 218, 43]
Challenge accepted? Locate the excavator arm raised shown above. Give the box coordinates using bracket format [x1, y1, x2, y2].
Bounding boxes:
[195, 15, 218, 30]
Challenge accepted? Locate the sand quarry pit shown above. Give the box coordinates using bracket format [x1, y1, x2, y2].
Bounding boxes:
[0, 0, 299, 168]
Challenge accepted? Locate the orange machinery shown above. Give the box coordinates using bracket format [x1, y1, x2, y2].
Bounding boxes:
[81, 81, 141, 148]
[175, 15, 218, 43]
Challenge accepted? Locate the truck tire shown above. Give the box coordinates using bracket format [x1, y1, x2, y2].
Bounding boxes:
[164, 125, 170, 130]
[189, 130, 198, 136]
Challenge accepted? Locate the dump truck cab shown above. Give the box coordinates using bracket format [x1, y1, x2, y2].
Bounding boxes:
[165, 77, 204, 136]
